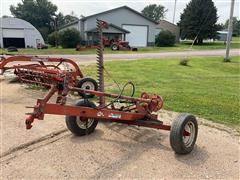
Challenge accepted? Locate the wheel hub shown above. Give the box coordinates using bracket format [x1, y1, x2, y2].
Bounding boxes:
[182, 122, 195, 147]
[76, 117, 94, 129]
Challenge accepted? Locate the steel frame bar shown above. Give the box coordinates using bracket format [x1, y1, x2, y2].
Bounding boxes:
[43, 103, 173, 131]
[43, 103, 146, 121]
[25, 82, 166, 131]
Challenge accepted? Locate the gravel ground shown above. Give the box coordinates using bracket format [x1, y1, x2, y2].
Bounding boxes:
[0, 78, 239, 179]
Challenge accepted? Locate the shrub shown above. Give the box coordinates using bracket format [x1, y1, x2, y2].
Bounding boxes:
[38, 27, 50, 41]
[179, 58, 190, 66]
[47, 32, 59, 46]
[59, 28, 80, 48]
[155, 30, 176, 47]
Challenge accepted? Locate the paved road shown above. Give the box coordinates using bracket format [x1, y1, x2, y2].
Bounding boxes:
[41, 49, 240, 63]
[0, 79, 239, 179]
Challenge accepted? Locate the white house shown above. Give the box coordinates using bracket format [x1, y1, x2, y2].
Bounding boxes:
[60, 6, 180, 47]
[0, 17, 44, 48]
[60, 6, 159, 47]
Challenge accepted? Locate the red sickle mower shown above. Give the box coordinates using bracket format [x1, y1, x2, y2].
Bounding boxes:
[0, 20, 198, 154]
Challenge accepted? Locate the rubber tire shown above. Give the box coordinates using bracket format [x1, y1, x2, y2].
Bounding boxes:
[170, 113, 198, 154]
[111, 44, 119, 51]
[77, 77, 98, 98]
[65, 100, 98, 136]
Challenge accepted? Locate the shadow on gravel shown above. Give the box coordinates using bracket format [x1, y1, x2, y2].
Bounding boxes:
[174, 145, 209, 166]
[69, 128, 105, 144]
[8, 77, 19, 83]
[69, 123, 170, 178]
[69, 122, 171, 151]
[67, 122, 209, 178]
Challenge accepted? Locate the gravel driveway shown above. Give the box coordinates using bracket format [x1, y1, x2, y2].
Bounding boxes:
[41, 49, 240, 64]
[0, 79, 239, 179]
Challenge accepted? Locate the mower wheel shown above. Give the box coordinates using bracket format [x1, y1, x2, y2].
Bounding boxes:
[111, 43, 119, 51]
[170, 113, 198, 154]
[65, 100, 98, 136]
[77, 77, 98, 98]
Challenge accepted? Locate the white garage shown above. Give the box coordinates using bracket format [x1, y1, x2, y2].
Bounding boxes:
[122, 25, 148, 47]
[0, 17, 44, 48]
[60, 6, 158, 47]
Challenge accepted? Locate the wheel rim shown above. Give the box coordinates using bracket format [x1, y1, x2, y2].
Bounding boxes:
[112, 45, 117, 50]
[182, 121, 196, 147]
[76, 117, 94, 129]
[81, 81, 95, 95]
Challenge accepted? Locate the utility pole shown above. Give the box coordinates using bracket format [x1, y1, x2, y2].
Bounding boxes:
[224, 0, 235, 62]
[173, 0, 177, 24]
[54, 17, 58, 48]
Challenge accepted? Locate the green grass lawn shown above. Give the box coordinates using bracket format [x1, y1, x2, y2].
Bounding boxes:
[81, 56, 240, 128]
[1, 37, 239, 55]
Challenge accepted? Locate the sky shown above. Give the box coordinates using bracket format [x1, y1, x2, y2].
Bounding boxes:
[1, 0, 239, 24]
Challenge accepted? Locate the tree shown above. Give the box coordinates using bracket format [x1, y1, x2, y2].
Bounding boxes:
[47, 31, 58, 46]
[64, 15, 79, 24]
[224, 17, 240, 36]
[141, 4, 167, 22]
[55, 12, 65, 27]
[10, 0, 58, 39]
[56, 12, 78, 27]
[179, 0, 218, 44]
[216, 23, 225, 31]
[59, 28, 80, 48]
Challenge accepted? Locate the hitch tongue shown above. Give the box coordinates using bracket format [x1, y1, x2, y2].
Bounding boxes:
[25, 115, 35, 129]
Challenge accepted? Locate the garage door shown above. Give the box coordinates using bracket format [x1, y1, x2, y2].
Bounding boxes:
[3, 29, 24, 38]
[3, 38, 25, 48]
[2, 29, 25, 48]
[122, 25, 148, 47]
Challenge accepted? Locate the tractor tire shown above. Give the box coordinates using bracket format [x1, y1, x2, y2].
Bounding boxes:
[111, 43, 119, 51]
[77, 77, 98, 98]
[65, 100, 98, 136]
[170, 113, 198, 154]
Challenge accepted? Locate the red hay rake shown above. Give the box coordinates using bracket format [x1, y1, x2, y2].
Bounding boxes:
[0, 20, 198, 154]
[0, 55, 83, 87]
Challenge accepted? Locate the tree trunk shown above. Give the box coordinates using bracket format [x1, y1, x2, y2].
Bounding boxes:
[193, 39, 198, 45]
[197, 38, 203, 44]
